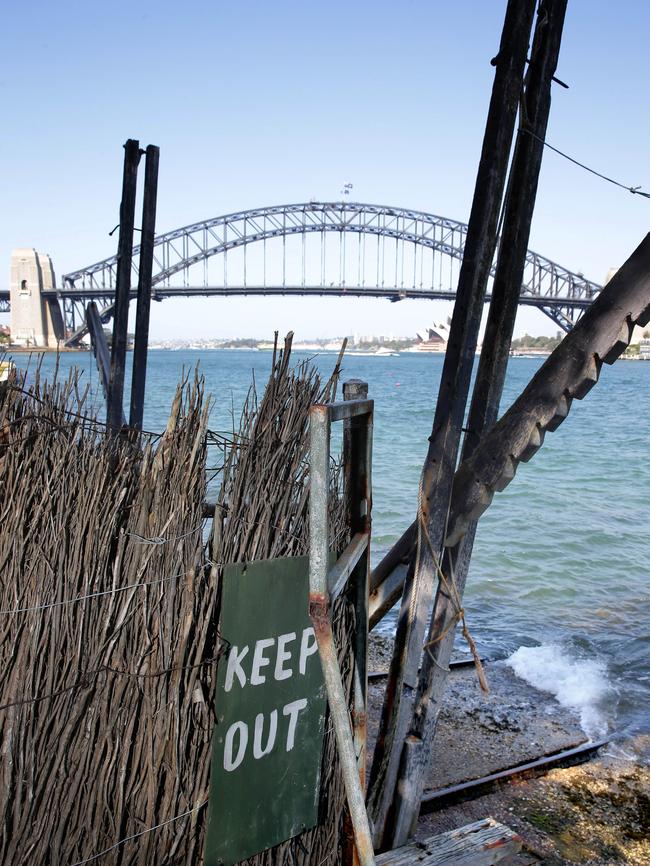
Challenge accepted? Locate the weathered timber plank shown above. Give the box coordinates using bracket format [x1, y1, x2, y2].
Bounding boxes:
[420, 738, 608, 813]
[369, 562, 409, 628]
[369, 522, 415, 596]
[375, 818, 522, 866]
[85, 301, 111, 400]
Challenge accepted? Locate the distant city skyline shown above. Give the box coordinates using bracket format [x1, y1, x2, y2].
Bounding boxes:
[3, 1, 649, 340]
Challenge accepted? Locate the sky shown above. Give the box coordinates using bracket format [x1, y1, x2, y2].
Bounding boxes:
[2, 0, 649, 341]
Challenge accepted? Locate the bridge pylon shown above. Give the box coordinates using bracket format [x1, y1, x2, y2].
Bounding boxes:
[10, 249, 65, 348]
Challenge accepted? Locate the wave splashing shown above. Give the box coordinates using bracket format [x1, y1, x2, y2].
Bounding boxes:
[506, 643, 615, 740]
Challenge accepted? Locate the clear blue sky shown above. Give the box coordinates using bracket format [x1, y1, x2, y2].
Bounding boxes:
[2, 1, 649, 340]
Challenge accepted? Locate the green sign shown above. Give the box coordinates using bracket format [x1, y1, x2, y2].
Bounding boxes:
[205, 556, 327, 865]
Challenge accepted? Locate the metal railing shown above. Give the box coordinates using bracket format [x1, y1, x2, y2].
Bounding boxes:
[309, 379, 375, 866]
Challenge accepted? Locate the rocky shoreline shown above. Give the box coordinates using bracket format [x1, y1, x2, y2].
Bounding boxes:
[367, 634, 650, 864]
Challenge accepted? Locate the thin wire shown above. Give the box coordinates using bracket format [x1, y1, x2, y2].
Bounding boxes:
[124, 526, 202, 546]
[0, 651, 226, 711]
[214, 502, 305, 542]
[0, 569, 195, 615]
[69, 800, 208, 866]
[7, 384, 165, 439]
[522, 126, 650, 199]
[0, 501, 310, 616]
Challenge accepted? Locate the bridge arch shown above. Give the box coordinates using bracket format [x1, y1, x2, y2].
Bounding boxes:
[59, 202, 601, 338]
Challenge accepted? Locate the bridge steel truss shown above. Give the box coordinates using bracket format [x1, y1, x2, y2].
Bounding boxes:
[56, 202, 601, 339]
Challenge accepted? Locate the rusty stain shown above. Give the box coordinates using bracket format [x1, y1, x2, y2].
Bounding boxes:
[309, 593, 330, 635]
[486, 834, 523, 849]
[353, 832, 376, 865]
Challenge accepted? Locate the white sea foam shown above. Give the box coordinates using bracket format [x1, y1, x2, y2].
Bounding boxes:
[506, 644, 614, 739]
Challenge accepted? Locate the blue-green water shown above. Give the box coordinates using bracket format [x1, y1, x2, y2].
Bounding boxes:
[17, 349, 650, 759]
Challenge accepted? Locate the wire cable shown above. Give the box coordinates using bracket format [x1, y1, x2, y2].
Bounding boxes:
[0, 569, 195, 615]
[522, 126, 650, 199]
[69, 800, 208, 866]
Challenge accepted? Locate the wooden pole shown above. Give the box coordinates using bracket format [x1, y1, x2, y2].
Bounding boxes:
[85, 301, 112, 401]
[368, 523, 415, 629]
[366, 1, 537, 848]
[129, 144, 160, 429]
[343, 379, 372, 866]
[107, 138, 141, 431]
[387, 0, 569, 845]
[343, 378, 371, 788]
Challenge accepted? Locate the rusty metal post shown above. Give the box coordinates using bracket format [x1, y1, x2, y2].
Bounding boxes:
[309, 403, 376, 866]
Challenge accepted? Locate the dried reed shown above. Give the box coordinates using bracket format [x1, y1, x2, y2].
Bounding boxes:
[0, 335, 353, 866]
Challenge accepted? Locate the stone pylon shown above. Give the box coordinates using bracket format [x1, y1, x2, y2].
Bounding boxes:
[10, 249, 64, 348]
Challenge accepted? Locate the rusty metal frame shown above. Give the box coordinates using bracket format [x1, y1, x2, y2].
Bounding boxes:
[309, 383, 375, 866]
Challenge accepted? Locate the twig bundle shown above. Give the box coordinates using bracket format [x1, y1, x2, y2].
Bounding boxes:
[1, 367, 209, 865]
[0, 335, 352, 866]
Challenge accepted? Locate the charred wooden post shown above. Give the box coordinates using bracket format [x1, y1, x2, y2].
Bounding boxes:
[445, 232, 650, 549]
[462, 0, 569, 463]
[371, 235, 650, 630]
[342, 379, 373, 866]
[129, 144, 160, 430]
[107, 138, 141, 431]
[389, 0, 569, 843]
[85, 301, 112, 401]
[343, 379, 372, 794]
[366, 1, 537, 848]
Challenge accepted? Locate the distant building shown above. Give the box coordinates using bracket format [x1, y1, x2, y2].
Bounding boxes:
[640, 339, 650, 361]
[414, 322, 451, 352]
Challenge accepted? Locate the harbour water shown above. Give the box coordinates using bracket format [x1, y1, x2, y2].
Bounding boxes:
[22, 348, 650, 761]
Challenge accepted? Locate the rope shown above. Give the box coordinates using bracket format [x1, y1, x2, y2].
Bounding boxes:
[415, 490, 489, 692]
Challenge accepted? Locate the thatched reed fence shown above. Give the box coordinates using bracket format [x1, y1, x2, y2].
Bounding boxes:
[0, 336, 353, 865]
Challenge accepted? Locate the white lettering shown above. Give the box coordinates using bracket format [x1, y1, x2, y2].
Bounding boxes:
[283, 698, 308, 751]
[223, 721, 248, 771]
[299, 627, 318, 675]
[224, 645, 249, 692]
[250, 638, 275, 685]
[253, 710, 278, 759]
[274, 632, 296, 681]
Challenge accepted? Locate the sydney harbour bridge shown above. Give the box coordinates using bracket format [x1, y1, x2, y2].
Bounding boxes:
[2, 202, 602, 344]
